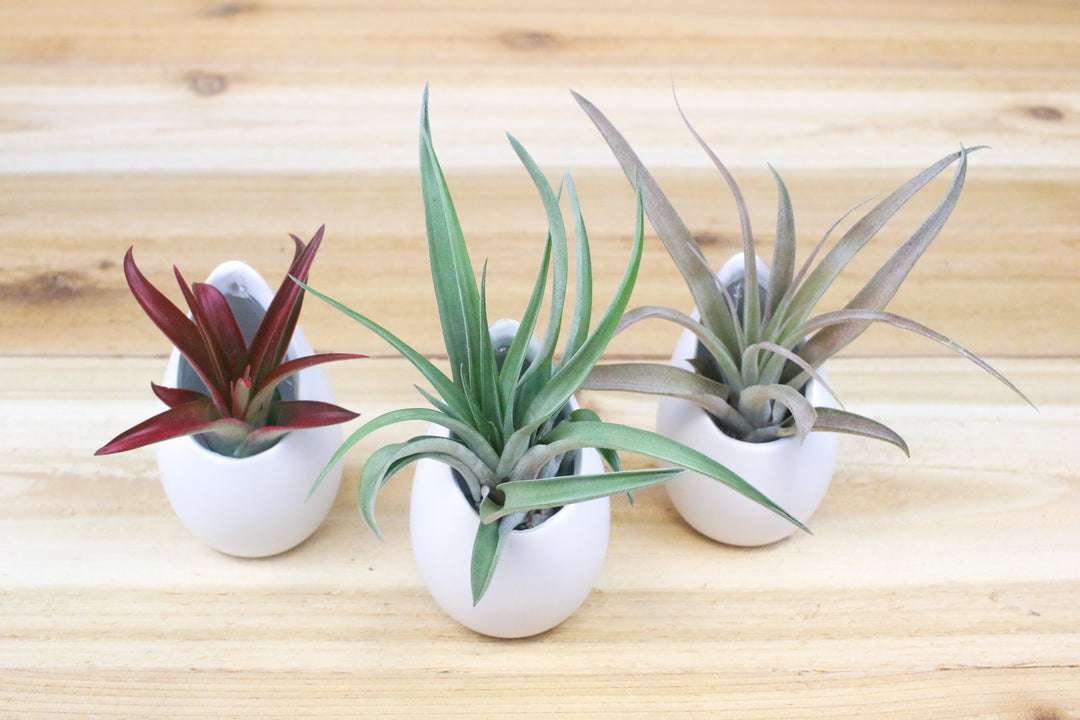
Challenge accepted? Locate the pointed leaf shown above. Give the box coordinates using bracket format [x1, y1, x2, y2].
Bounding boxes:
[95, 401, 245, 456]
[797, 148, 975, 364]
[528, 420, 808, 533]
[296, 279, 476, 423]
[248, 226, 325, 382]
[673, 90, 761, 345]
[572, 91, 736, 355]
[151, 382, 208, 409]
[812, 407, 909, 455]
[248, 352, 367, 415]
[766, 164, 797, 321]
[562, 175, 594, 363]
[122, 248, 224, 408]
[482, 468, 684, 524]
[794, 309, 1033, 407]
[470, 513, 521, 605]
[582, 363, 756, 439]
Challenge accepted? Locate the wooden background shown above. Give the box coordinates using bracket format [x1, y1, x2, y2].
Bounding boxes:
[2, 1, 1078, 717]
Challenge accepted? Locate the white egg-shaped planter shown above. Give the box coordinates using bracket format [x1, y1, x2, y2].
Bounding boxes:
[408, 318, 611, 638]
[657, 254, 838, 547]
[155, 261, 344, 558]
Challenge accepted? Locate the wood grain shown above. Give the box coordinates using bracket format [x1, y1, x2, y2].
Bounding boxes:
[2, 0, 1078, 716]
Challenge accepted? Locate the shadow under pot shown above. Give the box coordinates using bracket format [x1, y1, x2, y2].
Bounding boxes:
[155, 261, 345, 558]
[656, 254, 838, 547]
[408, 319, 611, 638]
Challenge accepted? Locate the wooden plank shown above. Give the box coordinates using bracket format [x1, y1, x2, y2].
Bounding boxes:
[2, 169, 1076, 359]
[1, 356, 1076, 717]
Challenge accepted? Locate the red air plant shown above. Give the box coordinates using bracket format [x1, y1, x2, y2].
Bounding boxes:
[96, 227, 363, 459]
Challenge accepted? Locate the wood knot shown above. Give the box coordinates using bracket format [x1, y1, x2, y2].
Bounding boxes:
[0, 271, 85, 303]
[693, 232, 722, 245]
[1028, 106, 1064, 122]
[205, 2, 257, 17]
[188, 71, 228, 97]
[499, 30, 560, 51]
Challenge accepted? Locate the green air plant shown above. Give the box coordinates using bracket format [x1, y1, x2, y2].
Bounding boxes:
[300, 88, 805, 605]
[574, 91, 1032, 449]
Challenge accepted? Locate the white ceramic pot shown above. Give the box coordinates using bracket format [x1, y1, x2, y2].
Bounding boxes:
[408, 318, 611, 638]
[155, 261, 344, 558]
[657, 254, 838, 547]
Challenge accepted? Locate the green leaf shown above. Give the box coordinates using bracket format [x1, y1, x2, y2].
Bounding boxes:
[295, 279, 475, 427]
[481, 468, 684, 523]
[507, 135, 568, 393]
[499, 237, 552, 432]
[572, 90, 736, 356]
[527, 420, 808, 533]
[359, 437, 494, 538]
[741, 341, 840, 409]
[812, 407, 910, 455]
[562, 175, 593, 364]
[568, 407, 621, 472]
[520, 192, 645, 427]
[470, 513, 521, 605]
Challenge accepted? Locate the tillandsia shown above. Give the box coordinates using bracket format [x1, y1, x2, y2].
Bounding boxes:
[574, 91, 1033, 450]
[300, 87, 805, 605]
[96, 227, 363, 459]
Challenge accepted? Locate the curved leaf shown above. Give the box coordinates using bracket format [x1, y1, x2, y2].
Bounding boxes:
[524, 420, 808, 533]
[481, 468, 684, 523]
[812, 407, 909, 455]
[737, 384, 817, 442]
[94, 401, 245, 456]
[572, 91, 735, 355]
[794, 309, 1033, 407]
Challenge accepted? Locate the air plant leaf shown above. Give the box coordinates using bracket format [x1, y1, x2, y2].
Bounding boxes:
[307, 88, 808, 605]
[811, 407, 910, 455]
[482, 469, 684, 524]
[794, 148, 975, 369]
[121, 249, 226, 409]
[95, 401, 245, 456]
[794, 309, 1034, 407]
[766, 164, 797, 321]
[521, 420, 807, 533]
[470, 513, 523, 606]
[571, 90, 736, 356]
[672, 90, 762, 346]
[576, 92, 1029, 451]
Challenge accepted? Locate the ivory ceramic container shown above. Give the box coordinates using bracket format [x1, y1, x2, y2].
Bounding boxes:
[657, 254, 838, 546]
[155, 261, 344, 558]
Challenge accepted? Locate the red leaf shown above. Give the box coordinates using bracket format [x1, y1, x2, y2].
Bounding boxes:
[247, 352, 366, 414]
[192, 282, 247, 378]
[266, 399, 360, 429]
[151, 382, 209, 408]
[94, 401, 246, 455]
[174, 269, 230, 404]
[246, 226, 325, 383]
[123, 249, 222, 401]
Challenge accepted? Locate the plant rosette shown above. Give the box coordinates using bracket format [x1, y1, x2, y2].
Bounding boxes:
[301, 87, 805, 638]
[155, 260, 347, 557]
[658, 254, 838, 546]
[575, 90, 1032, 548]
[410, 320, 610, 639]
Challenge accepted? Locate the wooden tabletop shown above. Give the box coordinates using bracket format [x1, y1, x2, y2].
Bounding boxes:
[2, 1, 1078, 717]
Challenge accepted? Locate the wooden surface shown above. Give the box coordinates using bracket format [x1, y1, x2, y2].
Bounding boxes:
[2, 1, 1078, 717]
